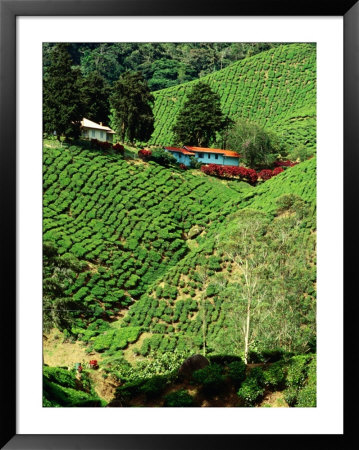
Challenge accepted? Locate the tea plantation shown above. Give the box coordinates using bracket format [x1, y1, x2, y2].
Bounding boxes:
[150, 43, 316, 153]
[43, 143, 248, 328]
[43, 141, 316, 407]
[43, 42, 317, 407]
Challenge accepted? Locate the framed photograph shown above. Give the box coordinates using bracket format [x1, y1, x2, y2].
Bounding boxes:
[1, 0, 357, 448]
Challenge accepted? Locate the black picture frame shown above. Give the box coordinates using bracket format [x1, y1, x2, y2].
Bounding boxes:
[1, 0, 357, 448]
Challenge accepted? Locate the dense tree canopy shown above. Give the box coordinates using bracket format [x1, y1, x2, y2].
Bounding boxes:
[43, 42, 282, 91]
[80, 71, 110, 125]
[110, 72, 155, 144]
[172, 82, 228, 147]
[225, 119, 282, 169]
[43, 43, 84, 140]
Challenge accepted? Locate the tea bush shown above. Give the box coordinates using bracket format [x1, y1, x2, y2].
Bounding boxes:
[164, 390, 194, 407]
[151, 44, 316, 156]
[192, 363, 224, 394]
[227, 360, 246, 387]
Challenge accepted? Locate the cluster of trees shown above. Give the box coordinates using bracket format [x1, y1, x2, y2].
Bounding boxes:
[43, 43, 155, 144]
[170, 82, 284, 169]
[43, 42, 280, 91]
[44, 44, 289, 169]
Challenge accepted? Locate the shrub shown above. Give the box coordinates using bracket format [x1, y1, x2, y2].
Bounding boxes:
[283, 386, 298, 406]
[192, 363, 224, 394]
[227, 360, 246, 387]
[140, 375, 167, 398]
[258, 169, 273, 181]
[286, 355, 312, 389]
[189, 156, 202, 169]
[237, 366, 265, 406]
[296, 358, 316, 407]
[138, 149, 152, 161]
[116, 379, 144, 403]
[262, 362, 286, 390]
[164, 389, 193, 407]
[113, 143, 124, 154]
[237, 378, 265, 406]
[150, 148, 177, 166]
[296, 383, 316, 407]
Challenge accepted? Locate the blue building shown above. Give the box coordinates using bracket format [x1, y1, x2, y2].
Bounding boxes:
[164, 146, 241, 167]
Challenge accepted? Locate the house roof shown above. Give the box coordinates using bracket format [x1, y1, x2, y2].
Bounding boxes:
[184, 146, 241, 158]
[81, 118, 115, 133]
[164, 146, 195, 156]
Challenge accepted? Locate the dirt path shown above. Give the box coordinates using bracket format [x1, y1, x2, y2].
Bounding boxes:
[43, 329, 102, 369]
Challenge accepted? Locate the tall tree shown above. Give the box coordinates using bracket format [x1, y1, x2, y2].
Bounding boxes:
[110, 72, 154, 144]
[80, 71, 110, 124]
[224, 119, 281, 169]
[43, 43, 84, 140]
[172, 82, 227, 147]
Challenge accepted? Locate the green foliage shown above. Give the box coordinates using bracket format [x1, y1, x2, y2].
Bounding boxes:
[43, 366, 104, 407]
[237, 367, 265, 406]
[164, 389, 193, 407]
[288, 145, 313, 162]
[262, 362, 286, 389]
[286, 355, 312, 389]
[43, 116, 316, 408]
[284, 355, 316, 407]
[224, 119, 280, 169]
[43, 43, 84, 140]
[151, 43, 316, 157]
[150, 148, 177, 166]
[139, 375, 168, 398]
[44, 43, 280, 91]
[237, 378, 265, 406]
[43, 242, 85, 332]
[192, 363, 224, 393]
[227, 360, 246, 386]
[172, 82, 228, 147]
[110, 71, 154, 144]
[92, 326, 141, 352]
[80, 70, 110, 124]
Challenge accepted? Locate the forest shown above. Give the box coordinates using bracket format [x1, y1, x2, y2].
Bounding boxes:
[43, 42, 316, 408]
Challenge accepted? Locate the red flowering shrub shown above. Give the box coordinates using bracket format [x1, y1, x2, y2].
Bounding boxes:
[201, 163, 284, 184]
[138, 149, 152, 161]
[113, 143, 124, 154]
[100, 141, 112, 150]
[258, 169, 273, 181]
[272, 167, 284, 176]
[90, 138, 112, 150]
[201, 164, 258, 184]
[201, 164, 218, 176]
[179, 163, 187, 170]
[274, 160, 298, 167]
[246, 168, 258, 184]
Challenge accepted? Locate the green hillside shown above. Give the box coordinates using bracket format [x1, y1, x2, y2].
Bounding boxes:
[43, 143, 247, 328]
[151, 43, 316, 153]
[122, 157, 316, 360]
[43, 366, 105, 407]
[43, 141, 316, 407]
[43, 142, 315, 358]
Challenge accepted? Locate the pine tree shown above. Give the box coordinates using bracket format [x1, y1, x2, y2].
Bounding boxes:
[172, 82, 227, 147]
[43, 43, 84, 140]
[80, 71, 110, 125]
[110, 72, 154, 144]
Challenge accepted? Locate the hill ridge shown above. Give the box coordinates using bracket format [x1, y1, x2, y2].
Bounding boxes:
[150, 43, 316, 153]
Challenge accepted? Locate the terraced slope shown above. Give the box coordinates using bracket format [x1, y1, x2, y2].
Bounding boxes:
[43, 143, 248, 325]
[117, 157, 317, 361]
[43, 142, 316, 373]
[151, 43, 316, 153]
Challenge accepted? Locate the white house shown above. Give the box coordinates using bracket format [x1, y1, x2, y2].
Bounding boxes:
[81, 118, 115, 143]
